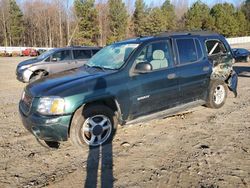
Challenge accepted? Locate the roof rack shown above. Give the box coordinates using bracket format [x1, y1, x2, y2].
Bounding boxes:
[156, 30, 219, 37]
[66, 45, 101, 48]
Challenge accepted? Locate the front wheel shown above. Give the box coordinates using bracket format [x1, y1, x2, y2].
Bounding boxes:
[205, 80, 228, 109]
[70, 104, 117, 148]
[29, 71, 47, 83]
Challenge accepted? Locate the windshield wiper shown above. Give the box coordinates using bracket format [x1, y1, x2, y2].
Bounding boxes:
[84, 64, 117, 71]
[88, 65, 106, 71]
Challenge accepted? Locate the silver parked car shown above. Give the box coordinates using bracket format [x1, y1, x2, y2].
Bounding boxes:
[16, 46, 101, 83]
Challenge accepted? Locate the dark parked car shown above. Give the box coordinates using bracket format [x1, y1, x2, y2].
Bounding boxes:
[232, 48, 250, 62]
[19, 31, 238, 148]
[16, 46, 101, 83]
[37, 49, 47, 56]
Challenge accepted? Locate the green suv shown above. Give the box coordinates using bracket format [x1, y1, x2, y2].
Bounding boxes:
[19, 32, 238, 148]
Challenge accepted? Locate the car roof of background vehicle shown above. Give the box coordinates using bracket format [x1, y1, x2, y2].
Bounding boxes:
[53, 46, 102, 51]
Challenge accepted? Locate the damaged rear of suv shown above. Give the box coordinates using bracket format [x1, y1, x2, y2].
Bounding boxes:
[19, 31, 238, 148]
[206, 39, 238, 98]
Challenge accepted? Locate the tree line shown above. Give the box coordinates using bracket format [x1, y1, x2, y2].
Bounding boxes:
[0, 0, 249, 47]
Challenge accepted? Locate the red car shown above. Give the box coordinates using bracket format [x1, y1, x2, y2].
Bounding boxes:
[22, 48, 38, 56]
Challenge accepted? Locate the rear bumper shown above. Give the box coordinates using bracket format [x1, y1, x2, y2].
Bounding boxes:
[19, 104, 72, 142]
[228, 70, 238, 97]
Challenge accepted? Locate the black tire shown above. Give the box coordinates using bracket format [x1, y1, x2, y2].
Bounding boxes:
[29, 71, 47, 83]
[205, 80, 228, 109]
[70, 104, 117, 148]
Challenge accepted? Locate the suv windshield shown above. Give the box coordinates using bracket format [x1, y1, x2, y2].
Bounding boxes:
[36, 49, 57, 60]
[87, 43, 139, 70]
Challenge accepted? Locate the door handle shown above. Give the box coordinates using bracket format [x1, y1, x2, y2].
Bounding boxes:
[167, 73, 176, 79]
[203, 66, 210, 72]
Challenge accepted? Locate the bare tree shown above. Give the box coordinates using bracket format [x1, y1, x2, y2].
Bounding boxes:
[0, 0, 10, 46]
[173, 0, 189, 19]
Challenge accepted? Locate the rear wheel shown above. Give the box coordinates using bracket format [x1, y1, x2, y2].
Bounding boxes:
[205, 80, 228, 109]
[70, 104, 117, 148]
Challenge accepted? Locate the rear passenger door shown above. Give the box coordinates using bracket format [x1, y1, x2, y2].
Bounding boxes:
[73, 49, 92, 68]
[175, 38, 211, 103]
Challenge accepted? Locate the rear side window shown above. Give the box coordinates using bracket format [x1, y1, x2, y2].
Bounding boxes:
[52, 50, 72, 61]
[206, 40, 227, 56]
[73, 50, 92, 59]
[195, 39, 203, 60]
[176, 39, 198, 64]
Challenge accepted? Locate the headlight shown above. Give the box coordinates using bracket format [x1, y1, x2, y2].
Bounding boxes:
[19, 65, 31, 70]
[37, 97, 65, 115]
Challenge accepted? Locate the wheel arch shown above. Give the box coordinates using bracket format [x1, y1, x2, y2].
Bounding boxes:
[68, 96, 123, 137]
[29, 69, 49, 80]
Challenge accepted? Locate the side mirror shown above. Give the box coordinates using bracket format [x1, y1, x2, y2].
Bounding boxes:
[52, 57, 58, 62]
[135, 62, 152, 73]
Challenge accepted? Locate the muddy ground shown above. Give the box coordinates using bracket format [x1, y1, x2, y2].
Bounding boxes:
[0, 55, 250, 188]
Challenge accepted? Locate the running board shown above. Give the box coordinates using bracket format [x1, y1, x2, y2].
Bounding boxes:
[125, 100, 206, 125]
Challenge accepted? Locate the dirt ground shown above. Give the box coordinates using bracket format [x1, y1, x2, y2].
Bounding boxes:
[0, 56, 250, 188]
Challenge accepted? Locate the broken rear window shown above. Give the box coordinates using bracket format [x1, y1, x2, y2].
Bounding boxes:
[206, 40, 227, 56]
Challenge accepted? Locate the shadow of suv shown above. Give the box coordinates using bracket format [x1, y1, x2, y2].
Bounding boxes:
[19, 31, 238, 148]
[16, 46, 101, 83]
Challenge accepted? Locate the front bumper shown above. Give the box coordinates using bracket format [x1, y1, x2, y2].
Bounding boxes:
[19, 104, 72, 142]
[16, 68, 33, 83]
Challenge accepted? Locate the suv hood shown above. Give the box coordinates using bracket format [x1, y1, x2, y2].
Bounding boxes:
[26, 67, 114, 97]
[18, 58, 41, 67]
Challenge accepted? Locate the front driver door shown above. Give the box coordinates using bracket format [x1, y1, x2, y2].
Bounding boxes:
[49, 50, 73, 74]
[127, 40, 180, 119]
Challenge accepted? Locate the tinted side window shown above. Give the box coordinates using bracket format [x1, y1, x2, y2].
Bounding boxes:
[45, 57, 50, 62]
[177, 39, 197, 64]
[92, 49, 99, 55]
[52, 50, 72, 61]
[73, 50, 92, 59]
[206, 40, 227, 56]
[135, 40, 173, 70]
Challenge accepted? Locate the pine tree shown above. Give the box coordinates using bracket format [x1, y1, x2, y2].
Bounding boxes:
[184, 1, 214, 31]
[9, 0, 24, 46]
[74, 0, 100, 46]
[242, 0, 250, 21]
[241, 0, 250, 35]
[107, 0, 128, 44]
[235, 10, 248, 36]
[132, 0, 147, 36]
[210, 3, 238, 37]
[161, 0, 176, 31]
[143, 8, 165, 35]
